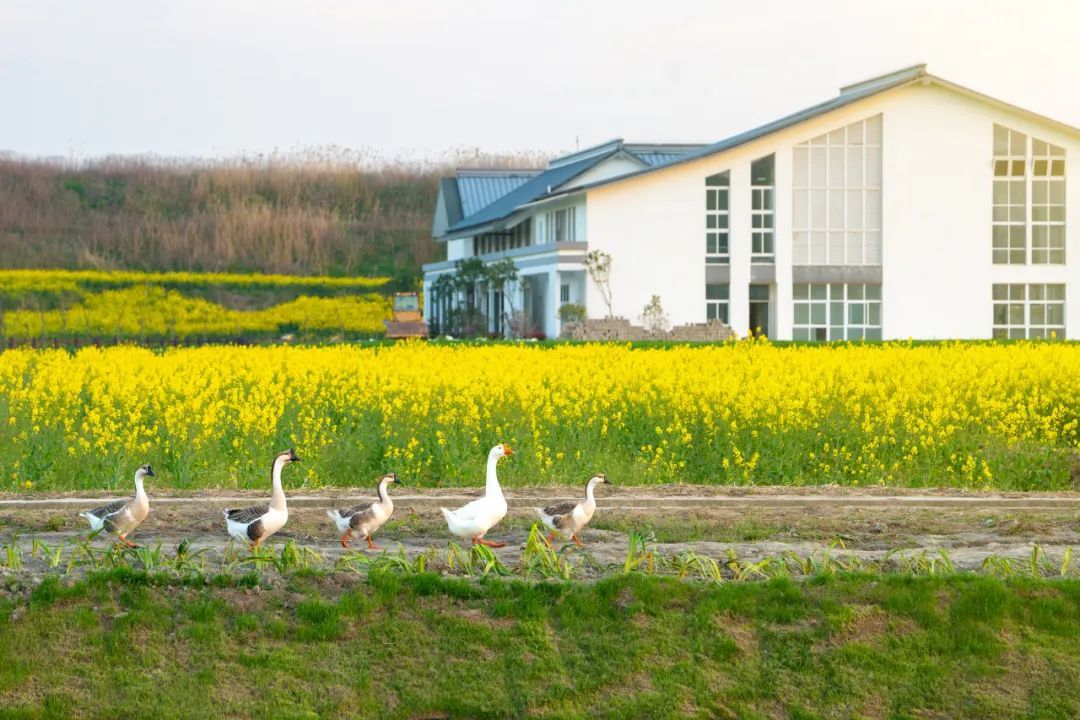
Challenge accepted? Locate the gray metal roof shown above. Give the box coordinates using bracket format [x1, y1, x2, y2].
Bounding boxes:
[443, 151, 617, 237]
[457, 173, 537, 217]
[631, 151, 695, 166]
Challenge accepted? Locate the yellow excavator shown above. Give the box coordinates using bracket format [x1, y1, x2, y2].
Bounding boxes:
[383, 292, 429, 339]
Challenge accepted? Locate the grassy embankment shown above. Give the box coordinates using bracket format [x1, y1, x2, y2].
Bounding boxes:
[0, 569, 1078, 719]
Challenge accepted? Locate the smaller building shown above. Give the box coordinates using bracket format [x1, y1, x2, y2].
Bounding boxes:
[424, 142, 706, 337]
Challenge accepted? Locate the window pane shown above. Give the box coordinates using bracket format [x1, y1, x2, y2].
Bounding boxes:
[993, 126, 1009, 155]
[794, 305, 809, 324]
[810, 304, 826, 324]
[1047, 305, 1065, 325]
[751, 154, 775, 185]
[793, 284, 808, 300]
[810, 285, 827, 300]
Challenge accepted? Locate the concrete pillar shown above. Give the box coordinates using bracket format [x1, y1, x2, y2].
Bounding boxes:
[728, 161, 751, 336]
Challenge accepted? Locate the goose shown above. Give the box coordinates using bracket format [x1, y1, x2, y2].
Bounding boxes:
[223, 449, 300, 550]
[326, 473, 400, 549]
[79, 464, 155, 547]
[534, 473, 609, 547]
[441, 444, 512, 547]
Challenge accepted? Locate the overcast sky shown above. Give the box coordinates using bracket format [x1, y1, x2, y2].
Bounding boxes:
[1, 0, 1078, 163]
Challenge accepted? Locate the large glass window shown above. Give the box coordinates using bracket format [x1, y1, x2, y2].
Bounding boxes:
[793, 115, 883, 265]
[992, 284, 1065, 339]
[705, 171, 730, 264]
[992, 125, 1028, 264]
[705, 283, 729, 323]
[1031, 139, 1066, 264]
[793, 283, 882, 341]
[751, 156, 775, 263]
[993, 126, 1066, 265]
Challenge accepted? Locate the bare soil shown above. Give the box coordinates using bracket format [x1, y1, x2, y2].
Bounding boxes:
[1, 487, 1077, 578]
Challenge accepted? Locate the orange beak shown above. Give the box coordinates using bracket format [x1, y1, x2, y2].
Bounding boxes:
[502, 444, 514, 456]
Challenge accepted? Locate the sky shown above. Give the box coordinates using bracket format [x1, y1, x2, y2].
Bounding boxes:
[1, 0, 1078, 163]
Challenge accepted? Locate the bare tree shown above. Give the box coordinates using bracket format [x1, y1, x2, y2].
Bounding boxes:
[585, 250, 614, 318]
[639, 295, 670, 335]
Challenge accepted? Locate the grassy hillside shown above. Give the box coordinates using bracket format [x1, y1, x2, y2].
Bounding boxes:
[1, 570, 1078, 719]
[0, 156, 444, 281]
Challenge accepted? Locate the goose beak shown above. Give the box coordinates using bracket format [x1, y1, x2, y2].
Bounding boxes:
[288, 449, 301, 463]
[145, 466, 156, 478]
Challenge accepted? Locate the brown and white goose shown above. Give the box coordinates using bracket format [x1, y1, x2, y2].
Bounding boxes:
[326, 473, 400, 549]
[223, 449, 300, 550]
[534, 473, 609, 546]
[79, 464, 155, 547]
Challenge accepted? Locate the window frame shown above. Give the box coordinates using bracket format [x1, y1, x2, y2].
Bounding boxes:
[792, 283, 882, 341]
[705, 171, 731, 265]
[750, 155, 775, 264]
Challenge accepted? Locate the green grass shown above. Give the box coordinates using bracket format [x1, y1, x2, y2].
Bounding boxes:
[1, 571, 1078, 719]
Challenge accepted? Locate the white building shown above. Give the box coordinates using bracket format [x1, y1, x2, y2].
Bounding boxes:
[423, 65, 1078, 340]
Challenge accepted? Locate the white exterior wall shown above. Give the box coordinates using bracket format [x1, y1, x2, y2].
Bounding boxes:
[583, 82, 1080, 339]
[447, 237, 470, 260]
[565, 155, 647, 189]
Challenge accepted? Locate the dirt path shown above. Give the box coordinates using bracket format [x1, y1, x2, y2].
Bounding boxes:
[2, 487, 1077, 576]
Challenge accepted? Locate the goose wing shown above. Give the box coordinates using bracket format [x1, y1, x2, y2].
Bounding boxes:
[87, 498, 129, 521]
[448, 496, 488, 522]
[224, 505, 268, 524]
[341, 502, 374, 519]
[343, 503, 377, 529]
[542, 501, 579, 529]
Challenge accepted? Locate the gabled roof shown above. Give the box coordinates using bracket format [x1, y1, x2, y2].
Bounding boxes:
[545, 63, 1080, 199]
[438, 141, 706, 239]
[432, 169, 540, 238]
[442, 150, 618, 238]
[457, 170, 540, 217]
[540, 64, 929, 199]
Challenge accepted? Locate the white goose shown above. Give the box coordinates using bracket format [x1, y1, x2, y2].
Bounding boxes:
[223, 449, 300, 550]
[441, 444, 512, 547]
[535, 473, 608, 546]
[327, 473, 400, 549]
[80, 464, 155, 547]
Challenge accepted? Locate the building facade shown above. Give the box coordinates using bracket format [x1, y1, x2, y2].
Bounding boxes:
[423, 65, 1078, 340]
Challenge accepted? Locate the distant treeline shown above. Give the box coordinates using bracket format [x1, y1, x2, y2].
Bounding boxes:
[0, 152, 539, 283]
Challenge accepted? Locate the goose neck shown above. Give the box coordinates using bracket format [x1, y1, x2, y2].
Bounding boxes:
[270, 458, 287, 511]
[485, 453, 503, 497]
